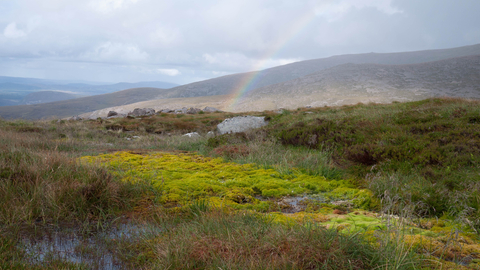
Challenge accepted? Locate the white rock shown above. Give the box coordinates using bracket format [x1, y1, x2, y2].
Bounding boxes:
[182, 132, 201, 138]
[217, 116, 268, 135]
[206, 131, 215, 138]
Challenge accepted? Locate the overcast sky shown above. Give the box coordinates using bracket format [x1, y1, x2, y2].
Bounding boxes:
[1, 0, 479, 84]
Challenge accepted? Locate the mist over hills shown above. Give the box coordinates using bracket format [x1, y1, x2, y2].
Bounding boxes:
[0, 87, 170, 120]
[0, 76, 179, 106]
[20, 91, 84, 105]
[1, 43, 479, 120]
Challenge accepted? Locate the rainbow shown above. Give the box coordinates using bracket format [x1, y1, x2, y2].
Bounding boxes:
[225, 9, 318, 111]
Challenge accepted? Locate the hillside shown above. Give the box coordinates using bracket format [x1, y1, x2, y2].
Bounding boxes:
[0, 76, 179, 106]
[2, 43, 480, 119]
[232, 55, 480, 111]
[0, 87, 170, 120]
[79, 95, 229, 119]
[158, 43, 480, 99]
[20, 91, 84, 105]
[85, 54, 480, 116]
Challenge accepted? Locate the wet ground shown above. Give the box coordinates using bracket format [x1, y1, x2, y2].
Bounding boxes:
[18, 221, 160, 269]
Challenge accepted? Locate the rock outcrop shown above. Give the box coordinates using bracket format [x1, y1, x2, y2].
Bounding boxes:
[107, 111, 118, 117]
[128, 108, 155, 117]
[217, 116, 268, 135]
[186, 107, 202, 114]
[203, 106, 221, 113]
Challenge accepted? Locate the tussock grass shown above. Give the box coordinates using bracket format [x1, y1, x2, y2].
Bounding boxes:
[0, 128, 145, 225]
[148, 210, 420, 270]
[269, 98, 480, 224]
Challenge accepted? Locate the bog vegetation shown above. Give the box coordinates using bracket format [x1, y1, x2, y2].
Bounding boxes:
[1, 97, 480, 269]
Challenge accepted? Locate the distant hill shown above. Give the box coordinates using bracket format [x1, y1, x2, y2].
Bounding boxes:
[0, 76, 179, 106]
[82, 54, 480, 116]
[1, 43, 480, 119]
[20, 91, 84, 105]
[232, 55, 480, 111]
[159, 43, 480, 99]
[0, 87, 170, 120]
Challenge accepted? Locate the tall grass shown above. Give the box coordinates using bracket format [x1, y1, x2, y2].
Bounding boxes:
[0, 128, 145, 225]
[147, 210, 420, 270]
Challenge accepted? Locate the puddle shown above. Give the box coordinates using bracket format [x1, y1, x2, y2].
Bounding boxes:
[268, 194, 354, 214]
[277, 196, 308, 213]
[20, 221, 161, 269]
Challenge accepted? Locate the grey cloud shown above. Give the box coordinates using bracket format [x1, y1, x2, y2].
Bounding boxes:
[0, 0, 479, 84]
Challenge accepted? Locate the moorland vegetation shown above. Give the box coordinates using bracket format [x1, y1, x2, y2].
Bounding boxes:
[1, 97, 479, 269]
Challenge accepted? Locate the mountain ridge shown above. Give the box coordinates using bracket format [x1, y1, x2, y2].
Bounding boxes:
[1, 43, 480, 119]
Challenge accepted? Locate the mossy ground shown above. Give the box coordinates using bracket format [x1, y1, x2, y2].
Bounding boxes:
[81, 150, 480, 269]
[80, 151, 374, 212]
[2, 98, 480, 269]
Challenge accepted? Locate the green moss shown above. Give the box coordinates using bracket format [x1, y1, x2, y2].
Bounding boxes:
[80, 151, 368, 212]
[324, 213, 384, 232]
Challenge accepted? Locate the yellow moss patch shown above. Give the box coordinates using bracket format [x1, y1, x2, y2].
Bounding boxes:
[80, 151, 370, 211]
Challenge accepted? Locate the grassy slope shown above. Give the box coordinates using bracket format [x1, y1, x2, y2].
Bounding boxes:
[1, 98, 480, 269]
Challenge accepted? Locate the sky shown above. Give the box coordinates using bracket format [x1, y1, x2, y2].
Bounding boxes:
[1, 0, 480, 84]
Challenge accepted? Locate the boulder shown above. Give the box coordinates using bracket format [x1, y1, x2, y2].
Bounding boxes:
[203, 106, 221, 113]
[161, 109, 173, 113]
[107, 113, 126, 119]
[128, 108, 155, 117]
[186, 107, 202, 114]
[217, 116, 268, 135]
[107, 111, 118, 117]
[174, 107, 188, 114]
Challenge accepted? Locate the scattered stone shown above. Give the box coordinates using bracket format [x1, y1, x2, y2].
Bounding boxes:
[206, 131, 215, 138]
[182, 132, 201, 138]
[132, 136, 140, 139]
[128, 108, 155, 117]
[203, 106, 221, 113]
[331, 200, 353, 208]
[107, 113, 126, 119]
[305, 105, 312, 108]
[217, 116, 268, 135]
[107, 111, 118, 117]
[161, 109, 173, 113]
[186, 107, 202, 114]
[305, 111, 313, 114]
[69, 115, 83, 121]
[174, 107, 188, 114]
